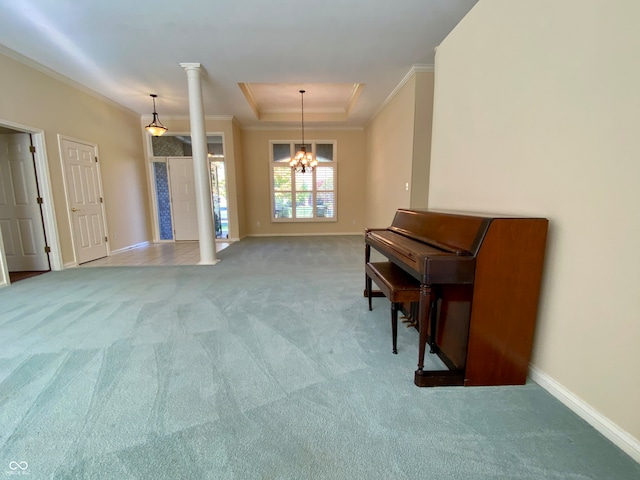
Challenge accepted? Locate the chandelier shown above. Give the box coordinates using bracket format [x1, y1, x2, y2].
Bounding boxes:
[289, 90, 317, 173]
[145, 94, 168, 136]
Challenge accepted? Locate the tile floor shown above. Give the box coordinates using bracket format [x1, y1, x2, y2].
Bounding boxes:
[79, 241, 231, 267]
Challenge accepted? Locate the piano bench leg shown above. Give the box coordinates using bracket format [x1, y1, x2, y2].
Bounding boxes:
[366, 275, 372, 311]
[391, 302, 399, 354]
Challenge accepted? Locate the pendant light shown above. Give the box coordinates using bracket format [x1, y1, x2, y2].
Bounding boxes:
[145, 94, 168, 136]
[289, 90, 317, 173]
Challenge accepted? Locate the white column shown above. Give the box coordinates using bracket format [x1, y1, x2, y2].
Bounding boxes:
[179, 62, 218, 265]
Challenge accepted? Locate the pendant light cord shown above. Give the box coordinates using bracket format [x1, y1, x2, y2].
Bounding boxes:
[151, 93, 158, 117]
[300, 90, 305, 147]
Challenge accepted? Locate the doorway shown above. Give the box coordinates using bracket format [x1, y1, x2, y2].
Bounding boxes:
[0, 128, 50, 283]
[165, 157, 228, 241]
[150, 134, 229, 242]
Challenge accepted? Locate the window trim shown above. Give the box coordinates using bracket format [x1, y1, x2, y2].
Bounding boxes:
[269, 140, 337, 223]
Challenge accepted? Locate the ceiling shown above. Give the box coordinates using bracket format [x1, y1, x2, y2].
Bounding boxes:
[0, 0, 478, 128]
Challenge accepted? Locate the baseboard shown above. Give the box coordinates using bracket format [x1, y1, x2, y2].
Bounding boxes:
[247, 232, 363, 237]
[529, 365, 640, 463]
[110, 241, 150, 255]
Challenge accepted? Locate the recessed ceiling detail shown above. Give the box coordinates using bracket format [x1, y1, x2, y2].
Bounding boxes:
[238, 83, 364, 123]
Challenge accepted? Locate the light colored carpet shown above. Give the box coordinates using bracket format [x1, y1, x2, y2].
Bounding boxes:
[0, 236, 638, 479]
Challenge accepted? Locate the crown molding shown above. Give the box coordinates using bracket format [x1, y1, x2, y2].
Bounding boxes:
[143, 114, 234, 122]
[366, 64, 434, 127]
[239, 82, 365, 124]
[241, 125, 364, 132]
[0, 44, 138, 118]
[231, 116, 243, 129]
[238, 83, 260, 119]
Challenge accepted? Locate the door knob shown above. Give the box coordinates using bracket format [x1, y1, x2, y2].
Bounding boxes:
[71, 207, 80, 212]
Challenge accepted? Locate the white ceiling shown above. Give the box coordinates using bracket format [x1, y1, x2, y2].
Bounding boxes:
[0, 0, 478, 128]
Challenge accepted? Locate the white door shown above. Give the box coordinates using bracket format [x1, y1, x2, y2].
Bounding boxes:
[61, 138, 108, 264]
[168, 157, 199, 241]
[0, 133, 50, 271]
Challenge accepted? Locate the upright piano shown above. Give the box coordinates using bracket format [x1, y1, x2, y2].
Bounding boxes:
[365, 209, 548, 387]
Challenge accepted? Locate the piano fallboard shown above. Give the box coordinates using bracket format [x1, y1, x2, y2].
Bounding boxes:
[365, 230, 477, 284]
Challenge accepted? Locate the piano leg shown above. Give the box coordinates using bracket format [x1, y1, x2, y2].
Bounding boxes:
[415, 284, 465, 387]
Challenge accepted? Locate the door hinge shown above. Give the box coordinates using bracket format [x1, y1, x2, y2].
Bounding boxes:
[95, 156, 98, 163]
[44, 246, 51, 253]
[105, 236, 108, 242]
[100, 197, 103, 203]
[36, 197, 43, 204]
[30, 145, 36, 153]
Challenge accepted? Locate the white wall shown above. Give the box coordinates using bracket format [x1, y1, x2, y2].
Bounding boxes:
[430, 0, 640, 456]
[365, 73, 416, 228]
[365, 69, 435, 228]
[410, 72, 434, 209]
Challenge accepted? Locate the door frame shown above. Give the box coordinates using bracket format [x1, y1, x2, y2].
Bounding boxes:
[0, 119, 63, 287]
[57, 134, 110, 266]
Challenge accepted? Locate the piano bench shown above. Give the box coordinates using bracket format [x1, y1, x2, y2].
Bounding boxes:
[365, 262, 421, 354]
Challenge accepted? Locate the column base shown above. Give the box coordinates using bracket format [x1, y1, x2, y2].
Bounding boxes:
[198, 259, 220, 266]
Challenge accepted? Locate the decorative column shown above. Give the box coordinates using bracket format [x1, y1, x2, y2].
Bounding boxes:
[179, 62, 218, 265]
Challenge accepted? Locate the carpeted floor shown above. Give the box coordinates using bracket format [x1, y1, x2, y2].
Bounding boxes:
[0, 236, 638, 479]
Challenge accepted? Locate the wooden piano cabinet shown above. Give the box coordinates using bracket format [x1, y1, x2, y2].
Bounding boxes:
[414, 284, 473, 387]
[365, 209, 548, 388]
[463, 218, 548, 386]
[434, 284, 474, 370]
[413, 217, 548, 387]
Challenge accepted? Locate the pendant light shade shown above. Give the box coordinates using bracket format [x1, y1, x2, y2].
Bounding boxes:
[145, 94, 168, 136]
[289, 90, 317, 173]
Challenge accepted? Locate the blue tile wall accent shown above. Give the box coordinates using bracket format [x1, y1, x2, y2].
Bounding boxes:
[153, 162, 173, 240]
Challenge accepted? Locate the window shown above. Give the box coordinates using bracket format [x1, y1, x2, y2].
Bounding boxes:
[270, 141, 336, 221]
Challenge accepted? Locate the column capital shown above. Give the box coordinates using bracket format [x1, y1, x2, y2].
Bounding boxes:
[179, 63, 207, 77]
